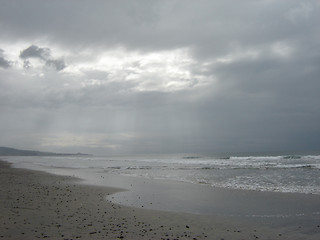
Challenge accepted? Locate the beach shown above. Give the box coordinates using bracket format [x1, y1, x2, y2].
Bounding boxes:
[1, 159, 319, 240]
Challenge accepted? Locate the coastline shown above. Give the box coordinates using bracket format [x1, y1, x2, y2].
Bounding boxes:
[1, 159, 319, 239]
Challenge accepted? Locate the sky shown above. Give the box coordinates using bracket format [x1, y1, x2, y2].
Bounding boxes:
[0, 0, 320, 155]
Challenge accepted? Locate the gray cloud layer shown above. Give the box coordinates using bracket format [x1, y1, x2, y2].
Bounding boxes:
[0, 0, 319, 154]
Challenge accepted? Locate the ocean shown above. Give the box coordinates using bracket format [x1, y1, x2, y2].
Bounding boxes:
[4, 153, 320, 195]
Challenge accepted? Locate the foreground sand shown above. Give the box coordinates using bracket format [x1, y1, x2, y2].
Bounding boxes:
[0, 160, 319, 240]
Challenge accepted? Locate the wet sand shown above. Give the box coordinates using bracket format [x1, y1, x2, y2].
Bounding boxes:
[1, 160, 319, 239]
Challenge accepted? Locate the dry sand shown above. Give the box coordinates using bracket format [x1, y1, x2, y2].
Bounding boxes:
[1, 159, 319, 240]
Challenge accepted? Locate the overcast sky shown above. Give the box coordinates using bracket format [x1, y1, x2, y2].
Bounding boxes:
[0, 0, 319, 155]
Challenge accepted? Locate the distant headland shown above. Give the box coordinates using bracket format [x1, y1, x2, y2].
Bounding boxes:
[0, 147, 90, 156]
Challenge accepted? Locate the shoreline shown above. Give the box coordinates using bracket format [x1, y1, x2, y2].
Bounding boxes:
[9, 160, 319, 225]
[1, 159, 319, 239]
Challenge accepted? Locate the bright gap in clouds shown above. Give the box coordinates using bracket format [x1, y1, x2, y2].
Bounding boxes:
[64, 47, 209, 92]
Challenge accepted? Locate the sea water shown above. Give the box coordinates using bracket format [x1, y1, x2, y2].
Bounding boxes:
[4, 153, 320, 195]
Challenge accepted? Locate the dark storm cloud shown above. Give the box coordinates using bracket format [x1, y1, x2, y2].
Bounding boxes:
[0, 49, 11, 68]
[19, 45, 66, 71]
[19, 45, 50, 60]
